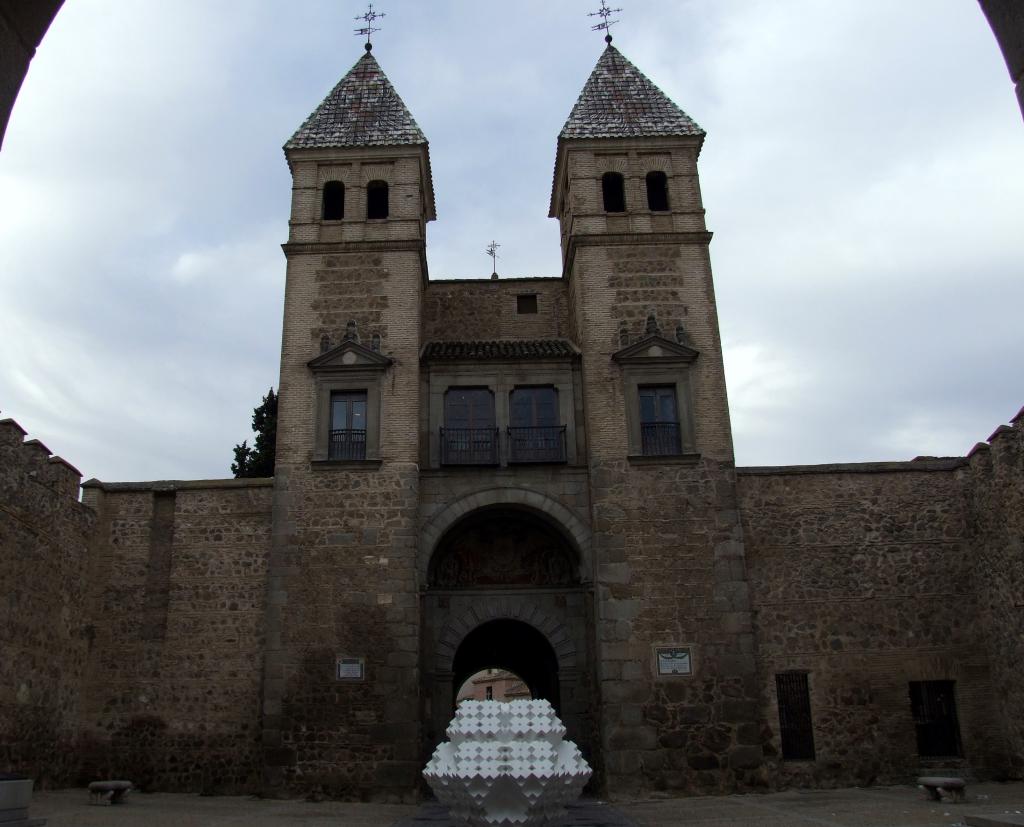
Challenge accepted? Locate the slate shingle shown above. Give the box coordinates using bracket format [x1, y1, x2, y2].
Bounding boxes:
[422, 340, 579, 361]
[286, 51, 427, 149]
[559, 45, 704, 140]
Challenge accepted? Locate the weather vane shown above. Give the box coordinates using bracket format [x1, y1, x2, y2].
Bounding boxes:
[588, 0, 622, 44]
[486, 241, 501, 279]
[354, 3, 385, 51]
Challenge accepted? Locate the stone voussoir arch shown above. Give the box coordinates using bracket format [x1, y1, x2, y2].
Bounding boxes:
[419, 486, 592, 582]
[434, 600, 578, 674]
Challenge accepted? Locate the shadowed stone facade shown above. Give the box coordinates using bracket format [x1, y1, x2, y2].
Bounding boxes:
[1, 40, 1022, 802]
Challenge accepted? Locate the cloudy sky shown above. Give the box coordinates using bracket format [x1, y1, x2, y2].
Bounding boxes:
[1, 0, 1021, 482]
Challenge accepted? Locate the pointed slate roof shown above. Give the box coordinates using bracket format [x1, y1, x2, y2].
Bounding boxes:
[286, 51, 427, 150]
[559, 45, 704, 140]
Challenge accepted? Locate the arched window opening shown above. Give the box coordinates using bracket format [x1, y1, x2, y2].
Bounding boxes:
[456, 668, 533, 704]
[646, 171, 670, 212]
[322, 180, 345, 220]
[366, 180, 389, 219]
[601, 172, 625, 213]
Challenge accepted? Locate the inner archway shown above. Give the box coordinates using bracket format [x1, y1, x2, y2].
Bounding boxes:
[451, 619, 560, 713]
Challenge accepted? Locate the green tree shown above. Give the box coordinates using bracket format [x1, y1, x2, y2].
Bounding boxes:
[232, 388, 278, 478]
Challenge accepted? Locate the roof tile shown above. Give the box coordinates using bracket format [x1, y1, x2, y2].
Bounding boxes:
[286, 51, 426, 150]
[560, 45, 704, 140]
[422, 340, 578, 361]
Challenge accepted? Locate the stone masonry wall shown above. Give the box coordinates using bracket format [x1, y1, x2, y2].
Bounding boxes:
[0, 417, 93, 784]
[738, 461, 1004, 787]
[76, 479, 272, 793]
[422, 278, 569, 342]
[962, 409, 1024, 777]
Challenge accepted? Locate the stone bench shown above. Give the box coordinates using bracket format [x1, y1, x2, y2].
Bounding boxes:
[918, 776, 966, 802]
[87, 780, 132, 805]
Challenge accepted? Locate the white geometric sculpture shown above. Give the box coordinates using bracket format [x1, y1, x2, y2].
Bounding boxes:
[424, 699, 592, 827]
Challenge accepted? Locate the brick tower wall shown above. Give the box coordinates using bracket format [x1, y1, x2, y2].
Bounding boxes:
[558, 138, 765, 796]
[264, 148, 427, 800]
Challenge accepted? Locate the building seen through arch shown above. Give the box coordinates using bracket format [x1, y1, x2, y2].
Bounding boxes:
[1, 26, 1023, 805]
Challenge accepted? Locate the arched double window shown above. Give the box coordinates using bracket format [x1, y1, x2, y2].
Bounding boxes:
[601, 172, 625, 213]
[322, 181, 345, 220]
[366, 180, 389, 219]
[646, 171, 670, 212]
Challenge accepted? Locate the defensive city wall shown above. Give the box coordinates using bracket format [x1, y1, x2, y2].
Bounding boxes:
[0, 404, 1020, 793]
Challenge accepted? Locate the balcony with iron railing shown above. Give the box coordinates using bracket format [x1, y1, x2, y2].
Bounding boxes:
[440, 427, 500, 466]
[507, 426, 567, 464]
[329, 429, 367, 461]
[640, 421, 681, 456]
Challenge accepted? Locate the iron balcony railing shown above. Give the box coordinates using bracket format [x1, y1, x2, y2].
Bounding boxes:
[440, 427, 499, 466]
[329, 428, 367, 460]
[508, 425, 567, 464]
[641, 422, 681, 456]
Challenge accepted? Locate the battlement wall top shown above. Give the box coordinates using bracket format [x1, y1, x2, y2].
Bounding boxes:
[81, 477, 274, 492]
[737, 457, 966, 476]
[0, 415, 83, 500]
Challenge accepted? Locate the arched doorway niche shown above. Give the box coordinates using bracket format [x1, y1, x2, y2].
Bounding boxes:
[421, 503, 597, 769]
[418, 487, 593, 587]
[427, 507, 582, 590]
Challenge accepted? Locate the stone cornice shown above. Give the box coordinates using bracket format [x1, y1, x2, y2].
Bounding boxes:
[281, 239, 425, 256]
[563, 231, 712, 278]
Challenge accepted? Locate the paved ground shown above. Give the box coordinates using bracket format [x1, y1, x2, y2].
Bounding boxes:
[25, 782, 1024, 827]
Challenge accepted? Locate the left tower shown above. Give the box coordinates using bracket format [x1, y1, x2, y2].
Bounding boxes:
[263, 45, 433, 798]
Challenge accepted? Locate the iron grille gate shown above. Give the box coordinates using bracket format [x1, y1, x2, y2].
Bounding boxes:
[776, 672, 816, 760]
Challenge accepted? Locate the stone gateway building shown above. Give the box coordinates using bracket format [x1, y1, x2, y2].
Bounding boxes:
[1, 40, 1022, 801]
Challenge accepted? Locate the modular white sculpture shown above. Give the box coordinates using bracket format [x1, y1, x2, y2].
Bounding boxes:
[423, 699, 592, 827]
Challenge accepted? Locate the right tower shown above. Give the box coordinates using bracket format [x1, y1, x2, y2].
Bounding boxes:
[552, 43, 765, 794]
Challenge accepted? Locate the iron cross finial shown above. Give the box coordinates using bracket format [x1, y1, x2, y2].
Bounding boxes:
[486, 241, 501, 279]
[588, 0, 622, 44]
[354, 3, 385, 51]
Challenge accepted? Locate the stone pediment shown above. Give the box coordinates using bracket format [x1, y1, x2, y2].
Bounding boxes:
[307, 340, 393, 372]
[611, 335, 698, 365]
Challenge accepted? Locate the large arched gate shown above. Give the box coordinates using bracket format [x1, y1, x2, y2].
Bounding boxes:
[420, 504, 597, 768]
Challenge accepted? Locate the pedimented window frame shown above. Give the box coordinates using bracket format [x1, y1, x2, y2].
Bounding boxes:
[308, 341, 393, 466]
[612, 335, 700, 462]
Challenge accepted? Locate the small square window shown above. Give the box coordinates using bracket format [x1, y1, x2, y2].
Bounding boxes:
[516, 294, 538, 315]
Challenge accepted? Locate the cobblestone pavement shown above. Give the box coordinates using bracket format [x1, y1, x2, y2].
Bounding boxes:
[27, 782, 1024, 826]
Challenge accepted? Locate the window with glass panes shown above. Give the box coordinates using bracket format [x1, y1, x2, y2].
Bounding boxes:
[330, 390, 367, 460]
[442, 388, 497, 465]
[509, 387, 564, 463]
[638, 386, 681, 455]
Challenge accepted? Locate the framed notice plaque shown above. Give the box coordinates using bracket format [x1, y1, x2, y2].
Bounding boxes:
[655, 646, 693, 676]
[336, 656, 365, 681]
